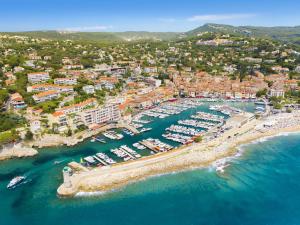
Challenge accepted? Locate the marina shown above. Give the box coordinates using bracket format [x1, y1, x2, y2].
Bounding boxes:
[65, 100, 254, 169]
[166, 125, 203, 136]
[162, 133, 193, 144]
[178, 119, 217, 129]
[103, 131, 124, 140]
[139, 138, 173, 152]
[209, 105, 242, 116]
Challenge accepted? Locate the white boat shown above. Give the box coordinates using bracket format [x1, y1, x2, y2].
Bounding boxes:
[7, 176, 26, 189]
[140, 128, 152, 133]
[215, 163, 229, 174]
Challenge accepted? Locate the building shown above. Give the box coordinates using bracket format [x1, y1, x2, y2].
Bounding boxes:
[295, 65, 300, 73]
[271, 66, 290, 73]
[55, 98, 97, 115]
[30, 120, 41, 133]
[110, 66, 126, 75]
[79, 104, 121, 126]
[146, 77, 162, 87]
[269, 82, 285, 98]
[10, 93, 27, 109]
[62, 64, 84, 70]
[144, 67, 158, 74]
[27, 84, 74, 94]
[54, 78, 77, 86]
[33, 90, 60, 103]
[27, 72, 50, 84]
[82, 85, 95, 94]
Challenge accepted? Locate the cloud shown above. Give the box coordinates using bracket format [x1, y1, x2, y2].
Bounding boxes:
[187, 14, 255, 22]
[158, 18, 177, 23]
[58, 25, 113, 32]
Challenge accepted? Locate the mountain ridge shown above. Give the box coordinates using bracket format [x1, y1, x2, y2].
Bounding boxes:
[1, 23, 300, 44]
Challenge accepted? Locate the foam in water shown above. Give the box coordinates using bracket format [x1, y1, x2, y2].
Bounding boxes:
[75, 191, 107, 197]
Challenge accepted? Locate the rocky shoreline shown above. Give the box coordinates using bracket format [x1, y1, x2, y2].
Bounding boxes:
[0, 143, 38, 161]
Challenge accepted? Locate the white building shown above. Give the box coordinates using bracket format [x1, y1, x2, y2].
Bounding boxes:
[55, 98, 97, 115]
[82, 85, 95, 94]
[33, 90, 60, 103]
[27, 72, 50, 84]
[54, 78, 77, 86]
[269, 82, 285, 98]
[144, 67, 158, 73]
[27, 84, 74, 94]
[30, 120, 41, 133]
[295, 66, 300, 73]
[146, 77, 161, 87]
[80, 104, 121, 126]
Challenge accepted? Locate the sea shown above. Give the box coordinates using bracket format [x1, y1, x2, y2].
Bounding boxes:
[1, 102, 300, 225]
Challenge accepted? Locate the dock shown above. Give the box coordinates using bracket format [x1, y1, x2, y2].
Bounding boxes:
[93, 156, 108, 166]
[139, 140, 160, 153]
[118, 122, 140, 134]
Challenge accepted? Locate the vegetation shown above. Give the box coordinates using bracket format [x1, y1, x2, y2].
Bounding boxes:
[194, 136, 203, 143]
[256, 89, 268, 98]
[0, 130, 19, 145]
[0, 113, 25, 132]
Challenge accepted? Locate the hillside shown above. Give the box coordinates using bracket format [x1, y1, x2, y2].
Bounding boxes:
[187, 23, 300, 44]
[0, 31, 180, 42]
[1, 24, 300, 44]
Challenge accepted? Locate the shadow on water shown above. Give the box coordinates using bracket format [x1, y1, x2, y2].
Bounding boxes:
[32, 155, 57, 166]
[61, 147, 97, 158]
[0, 168, 29, 181]
[11, 178, 38, 209]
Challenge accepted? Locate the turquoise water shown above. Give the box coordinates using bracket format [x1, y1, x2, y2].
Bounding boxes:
[4, 102, 300, 225]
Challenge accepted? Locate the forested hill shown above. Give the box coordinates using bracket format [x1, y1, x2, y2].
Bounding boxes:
[187, 23, 300, 44]
[1, 23, 300, 44]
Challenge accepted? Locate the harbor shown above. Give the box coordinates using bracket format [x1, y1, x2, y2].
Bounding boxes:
[58, 99, 254, 178]
[58, 103, 300, 198]
[3, 99, 300, 225]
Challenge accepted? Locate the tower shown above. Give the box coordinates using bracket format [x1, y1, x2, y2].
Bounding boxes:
[62, 166, 72, 188]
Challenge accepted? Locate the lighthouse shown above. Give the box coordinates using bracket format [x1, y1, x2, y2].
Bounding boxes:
[62, 166, 72, 188]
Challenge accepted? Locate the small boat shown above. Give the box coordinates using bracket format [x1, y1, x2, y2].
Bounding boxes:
[216, 164, 229, 174]
[140, 128, 152, 133]
[54, 160, 65, 165]
[7, 176, 26, 189]
[95, 137, 106, 143]
[255, 106, 265, 111]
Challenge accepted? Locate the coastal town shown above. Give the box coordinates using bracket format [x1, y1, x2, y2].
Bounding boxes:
[1, 30, 300, 193]
[3, 1, 300, 224]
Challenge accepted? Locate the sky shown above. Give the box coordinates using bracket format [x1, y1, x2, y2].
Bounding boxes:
[0, 0, 300, 32]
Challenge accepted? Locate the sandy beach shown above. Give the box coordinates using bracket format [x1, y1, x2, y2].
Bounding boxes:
[57, 111, 300, 197]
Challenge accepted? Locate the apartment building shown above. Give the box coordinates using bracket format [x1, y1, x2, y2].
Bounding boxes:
[54, 78, 77, 86]
[79, 104, 121, 126]
[27, 72, 50, 83]
[82, 85, 95, 94]
[27, 84, 74, 94]
[33, 90, 60, 103]
[55, 98, 97, 115]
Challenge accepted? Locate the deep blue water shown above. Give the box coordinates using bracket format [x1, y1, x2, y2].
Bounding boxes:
[2, 102, 300, 225]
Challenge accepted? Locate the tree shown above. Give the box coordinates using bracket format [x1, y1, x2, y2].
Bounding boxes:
[256, 89, 267, 98]
[66, 129, 72, 137]
[0, 89, 9, 107]
[25, 130, 34, 141]
[194, 136, 203, 143]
